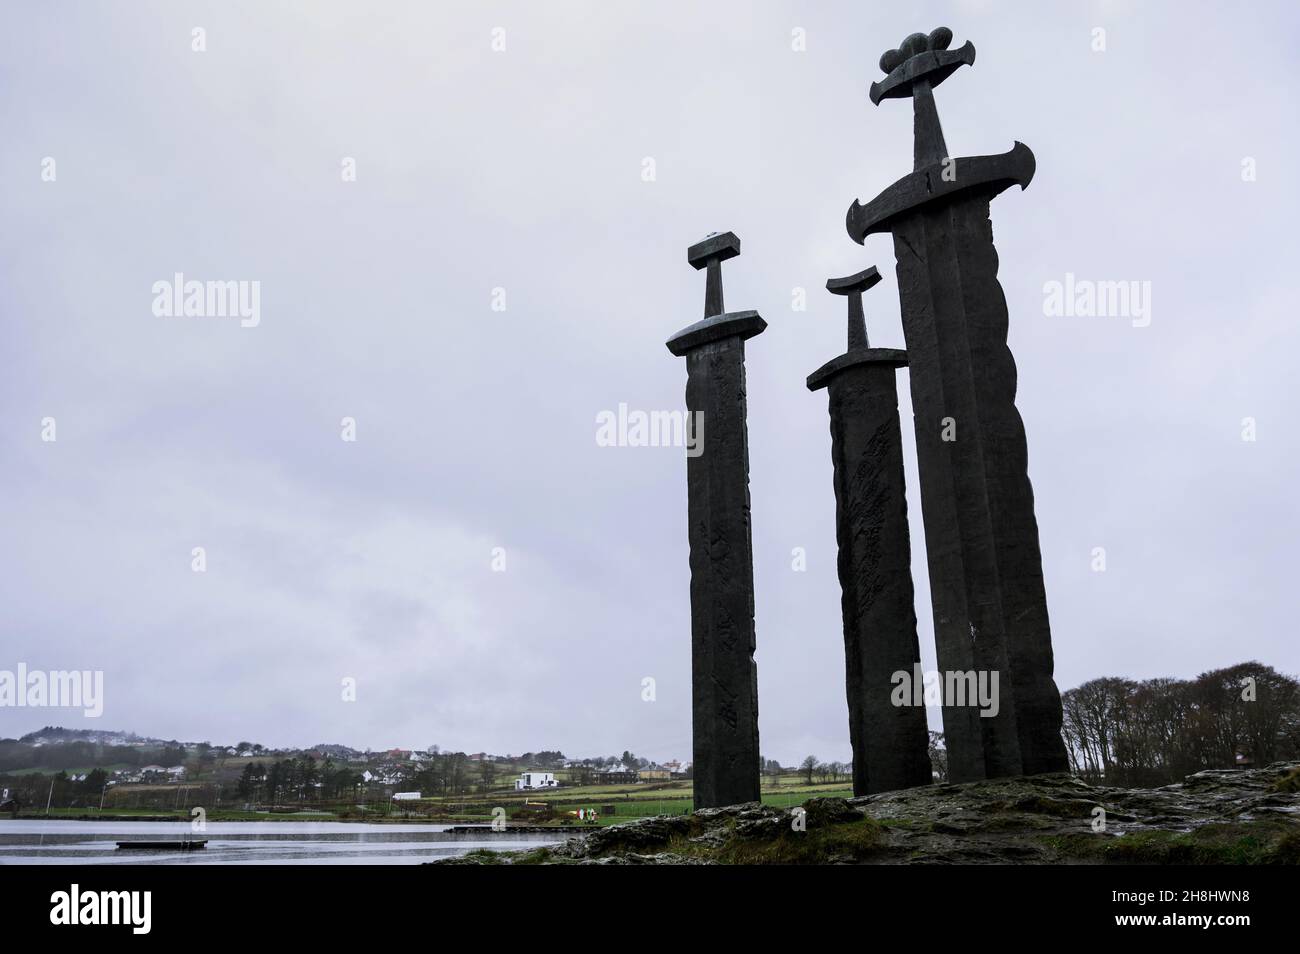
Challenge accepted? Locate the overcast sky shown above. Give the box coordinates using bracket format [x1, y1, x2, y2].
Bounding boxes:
[2, 1, 1297, 764]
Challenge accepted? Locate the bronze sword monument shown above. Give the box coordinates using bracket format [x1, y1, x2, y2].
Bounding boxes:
[807, 268, 931, 795]
[666, 231, 765, 809]
[847, 27, 1068, 780]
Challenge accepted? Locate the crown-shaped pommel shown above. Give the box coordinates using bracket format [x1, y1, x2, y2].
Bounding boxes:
[870, 27, 975, 106]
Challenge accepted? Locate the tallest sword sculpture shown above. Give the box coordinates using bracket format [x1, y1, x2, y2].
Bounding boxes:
[847, 27, 1069, 781]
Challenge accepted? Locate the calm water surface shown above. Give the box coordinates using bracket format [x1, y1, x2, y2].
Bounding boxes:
[0, 820, 574, 865]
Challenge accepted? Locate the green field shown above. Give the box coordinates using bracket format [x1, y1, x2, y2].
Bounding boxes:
[9, 768, 855, 827]
[395, 774, 856, 827]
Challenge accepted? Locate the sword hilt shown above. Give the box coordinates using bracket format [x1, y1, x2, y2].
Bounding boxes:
[826, 267, 881, 351]
[871, 27, 976, 170]
[687, 231, 741, 319]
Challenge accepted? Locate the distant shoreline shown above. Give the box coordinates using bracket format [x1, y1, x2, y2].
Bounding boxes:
[0, 813, 599, 828]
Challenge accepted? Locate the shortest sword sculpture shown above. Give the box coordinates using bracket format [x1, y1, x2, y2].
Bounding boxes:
[808, 269, 932, 795]
[666, 231, 764, 810]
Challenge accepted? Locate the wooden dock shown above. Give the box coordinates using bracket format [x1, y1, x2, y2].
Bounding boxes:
[115, 839, 208, 851]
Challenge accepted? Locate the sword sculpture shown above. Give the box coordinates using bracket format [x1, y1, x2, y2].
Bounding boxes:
[808, 268, 931, 795]
[666, 231, 764, 809]
[847, 27, 1069, 780]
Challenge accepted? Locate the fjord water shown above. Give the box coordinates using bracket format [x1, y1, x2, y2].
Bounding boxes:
[0, 820, 570, 865]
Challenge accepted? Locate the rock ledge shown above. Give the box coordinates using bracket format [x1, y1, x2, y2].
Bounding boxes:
[432, 763, 1300, 865]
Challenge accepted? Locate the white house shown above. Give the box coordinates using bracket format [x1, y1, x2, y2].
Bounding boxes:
[515, 772, 558, 790]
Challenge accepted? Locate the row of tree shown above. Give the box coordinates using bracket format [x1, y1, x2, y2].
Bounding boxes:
[236, 758, 365, 803]
[1060, 661, 1299, 787]
[790, 662, 1298, 790]
[404, 752, 498, 795]
[796, 757, 851, 785]
[1, 768, 112, 809]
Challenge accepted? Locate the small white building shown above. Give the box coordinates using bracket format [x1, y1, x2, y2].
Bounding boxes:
[515, 772, 558, 790]
[391, 791, 421, 801]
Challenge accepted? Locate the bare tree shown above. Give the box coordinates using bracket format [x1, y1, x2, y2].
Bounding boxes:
[799, 755, 817, 786]
[1061, 663, 1299, 787]
[927, 732, 947, 782]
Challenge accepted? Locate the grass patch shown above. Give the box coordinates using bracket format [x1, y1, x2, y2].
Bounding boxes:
[1268, 766, 1300, 794]
[657, 816, 888, 865]
[1046, 821, 1300, 865]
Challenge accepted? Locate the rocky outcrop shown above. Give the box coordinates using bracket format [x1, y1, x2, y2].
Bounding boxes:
[434, 763, 1300, 865]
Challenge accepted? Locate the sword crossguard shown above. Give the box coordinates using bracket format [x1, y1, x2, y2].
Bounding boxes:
[687, 231, 741, 319]
[826, 267, 881, 351]
[668, 231, 764, 356]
